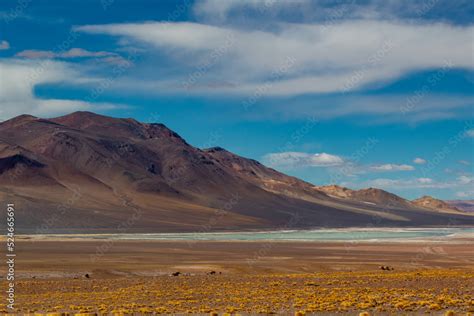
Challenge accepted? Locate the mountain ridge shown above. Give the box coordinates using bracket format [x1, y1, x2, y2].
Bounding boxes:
[1, 111, 472, 233]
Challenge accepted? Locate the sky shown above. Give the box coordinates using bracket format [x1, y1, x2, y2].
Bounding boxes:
[0, 0, 473, 200]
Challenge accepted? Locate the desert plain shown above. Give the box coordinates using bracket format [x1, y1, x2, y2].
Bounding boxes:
[1, 236, 473, 315]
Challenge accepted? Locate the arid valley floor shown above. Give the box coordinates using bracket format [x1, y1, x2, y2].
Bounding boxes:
[1, 237, 473, 315]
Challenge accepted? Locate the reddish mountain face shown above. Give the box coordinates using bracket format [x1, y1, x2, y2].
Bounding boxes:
[1, 111, 473, 233]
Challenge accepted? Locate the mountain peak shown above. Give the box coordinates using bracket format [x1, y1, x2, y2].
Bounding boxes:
[0, 114, 38, 127]
[48, 111, 179, 142]
[417, 195, 434, 200]
[51, 111, 122, 125]
[413, 195, 439, 202]
[316, 185, 353, 198]
[204, 146, 228, 153]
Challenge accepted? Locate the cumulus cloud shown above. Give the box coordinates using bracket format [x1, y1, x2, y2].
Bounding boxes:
[465, 129, 474, 138]
[0, 40, 10, 50]
[413, 157, 427, 164]
[0, 59, 126, 120]
[263, 152, 344, 168]
[262, 151, 418, 174]
[76, 20, 474, 96]
[369, 164, 415, 171]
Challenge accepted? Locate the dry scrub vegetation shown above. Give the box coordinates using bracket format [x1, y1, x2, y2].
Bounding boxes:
[3, 269, 473, 315]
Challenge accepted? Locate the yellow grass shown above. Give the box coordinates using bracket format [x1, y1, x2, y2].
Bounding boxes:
[3, 269, 473, 315]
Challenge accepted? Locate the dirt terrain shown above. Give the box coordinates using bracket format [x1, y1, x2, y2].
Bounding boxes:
[1, 238, 473, 315]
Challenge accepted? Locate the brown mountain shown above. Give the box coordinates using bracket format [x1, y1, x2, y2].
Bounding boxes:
[412, 196, 464, 214]
[317, 185, 412, 209]
[1, 111, 473, 233]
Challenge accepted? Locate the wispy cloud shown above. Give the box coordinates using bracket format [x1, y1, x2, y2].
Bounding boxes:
[369, 164, 415, 171]
[459, 160, 471, 166]
[193, 0, 472, 25]
[456, 191, 474, 198]
[263, 152, 344, 168]
[194, 0, 311, 22]
[0, 40, 10, 50]
[76, 20, 474, 96]
[365, 177, 448, 189]
[346, 174, 474, 191]
[16, 48, 120, 60]
[413, 157, 427, 165]
[244, 94, 474, 124]
[0, 59, 127, 120]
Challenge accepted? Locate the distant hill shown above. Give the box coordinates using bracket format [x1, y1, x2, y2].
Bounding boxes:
[446, 200, 474, 213]
[412, 196, 464, 214]
[412, 195, 462, 212]
[317, 185, 412, 209]
[1, 111, 473, 233]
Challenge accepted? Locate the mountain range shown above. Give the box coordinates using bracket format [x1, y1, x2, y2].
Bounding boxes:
[0, 112, 472, 233]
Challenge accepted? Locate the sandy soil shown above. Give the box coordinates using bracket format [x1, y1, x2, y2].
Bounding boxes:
[1, 239, 473, 314]
[4, 238, 474, 278]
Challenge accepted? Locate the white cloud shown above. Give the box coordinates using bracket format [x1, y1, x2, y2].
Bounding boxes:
[0, 59, 126, 120]
[0, 40, 10, 50]
[413, 157, 426, 164]
[263, 151, 425, 174]
[465, 129, 474, 138]
[364, 177, 451, 189]
[76, 20, 474, 96]
[263, 152, 344, 168]
[33, 99, 128, 116]
[458, 175, 474, 185]
[370, 164, 415, 171]
[417, 177, 434, 184]
[459, 160, 471, 166]
[456, 191, 474, 198]
[347, 174, 474, 191]
[16, 48, 116, 59]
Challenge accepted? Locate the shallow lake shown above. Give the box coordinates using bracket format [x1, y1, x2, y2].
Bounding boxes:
[30, 227, 474, 242]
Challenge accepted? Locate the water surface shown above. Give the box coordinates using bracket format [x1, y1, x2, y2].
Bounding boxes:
[29, 227, 474, 242]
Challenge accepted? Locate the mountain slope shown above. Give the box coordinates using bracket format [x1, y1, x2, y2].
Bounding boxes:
[1, 112, 473, 233]
[317, 185, 412, 209]
[412, 196, 464, 214]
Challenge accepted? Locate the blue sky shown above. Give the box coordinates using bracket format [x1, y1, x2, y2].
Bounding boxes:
[0, 0, 473, 199]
